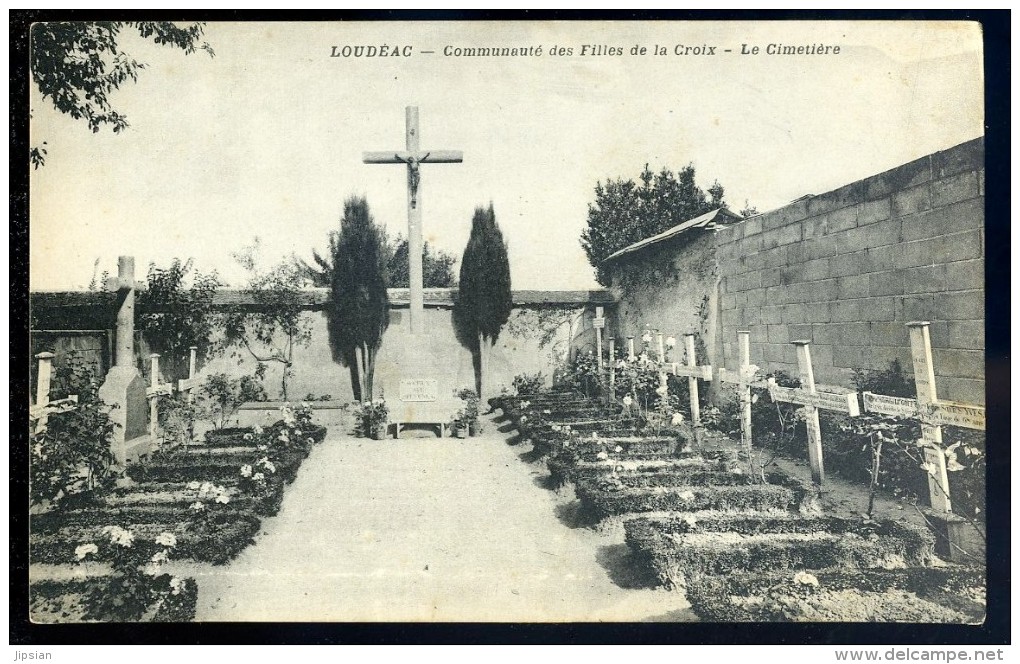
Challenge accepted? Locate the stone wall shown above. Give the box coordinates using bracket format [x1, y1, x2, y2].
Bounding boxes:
[714, 138, 984, 403]
[31, 289, 610, 404]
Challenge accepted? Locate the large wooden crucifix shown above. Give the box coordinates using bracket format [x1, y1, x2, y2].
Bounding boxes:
[363, 106, 463, 335]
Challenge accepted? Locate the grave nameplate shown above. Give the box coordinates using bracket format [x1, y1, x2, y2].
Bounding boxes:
[400, 378, 439, 402]
[769, 383, 860, 416]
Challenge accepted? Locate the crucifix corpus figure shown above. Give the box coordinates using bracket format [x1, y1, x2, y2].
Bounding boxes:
[363, 106, 463, 335]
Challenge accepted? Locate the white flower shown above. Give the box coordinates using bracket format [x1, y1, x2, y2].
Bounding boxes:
[278, 432, 289, 442]
[666, 336, 676, 348]
[682, 515, 698, 528]
[520, 401, 530, 409]
[187, 481, 201, 490]
[216, 494, 231, 504]
[101, 525, 134, 548]
[243, 433, 253, 441]
[639, 352, 649, 363]
[642, 332, 653, 344]
[794, 572, 820, 587]
[190, 502, 205, 511]
[946, 458, 965, 472]
[261, 460, 276, 474]
[744, 364, 761, 378]
[596, 452, 608, 460]
[655, 385, 668, 396]
[252, 473, 264, 482]
[551, 424, 561, 432]
[200, 482, 215, 496]
[155, 532, 177, 548]
[253, 425, 263, 435]
[151, 550, 169, 565]
[616, 360, 627, 369]
[240, 464, 253, 478]
[75, 543, 98, 560]
[677, 490, 696, 502]
[591, 432, 599, 440]
[563, 425, 571, 433]
[751, 393, 759, 404]
[622, 396, 633, 407]
[301, 402, 310, 409]
[614, 446, 623, 453]
[671, 412, 685, 426]
[307, 437, 314, 445]
[920, 462, 937, 476]
[520, 416, 528, 423]
[169, 576, 185, 596]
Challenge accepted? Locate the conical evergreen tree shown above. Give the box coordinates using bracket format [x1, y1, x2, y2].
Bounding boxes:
[328, 196, 389, 401]
[454, 203, 512, 399]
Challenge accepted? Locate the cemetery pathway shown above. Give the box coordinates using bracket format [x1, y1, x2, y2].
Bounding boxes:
[191, 415, 694, 622]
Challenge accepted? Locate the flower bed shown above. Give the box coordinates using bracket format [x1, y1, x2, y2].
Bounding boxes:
[30, 511, 262, 565]
[685, 566, 985, 623]
[30, 576, 199, 623]
[548, 453, 737, 487]
[623, 513, 934, 590]
[574, 479, 800, 523]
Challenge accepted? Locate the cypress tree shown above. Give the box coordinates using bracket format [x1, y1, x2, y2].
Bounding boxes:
[454, 203, 512, 399]
[329, 196, 389, 401]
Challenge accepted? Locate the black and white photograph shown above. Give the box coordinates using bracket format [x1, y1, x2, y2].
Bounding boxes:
[18, 15, 1003, 634]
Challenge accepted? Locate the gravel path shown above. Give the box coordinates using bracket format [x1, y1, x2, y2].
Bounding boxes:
[193, 418, 693, 622]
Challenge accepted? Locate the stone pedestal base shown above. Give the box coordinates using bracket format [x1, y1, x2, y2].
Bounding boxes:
[98, 366, 151, 465]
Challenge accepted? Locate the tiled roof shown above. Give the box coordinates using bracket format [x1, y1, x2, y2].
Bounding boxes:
[602, 207, 744, 264]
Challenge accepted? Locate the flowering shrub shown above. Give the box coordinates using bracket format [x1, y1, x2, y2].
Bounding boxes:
[197, 372, 268, 430]
[557, 350, 602, 398]
[30, 378, 117, 507]
[75, 525, 192, 621]
[512, 372, 545, 396]
[238, 456, 278, 501]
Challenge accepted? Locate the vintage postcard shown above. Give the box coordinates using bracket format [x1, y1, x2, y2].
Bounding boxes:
[25, 18, 992, 629]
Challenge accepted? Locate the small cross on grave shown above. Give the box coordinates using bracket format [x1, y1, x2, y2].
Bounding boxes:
[146, 354, 173, 441]
[98, 256, 150, 464]
[719, 331, 766, 451]
[592, 306, 606, 372]
[668, 332, 713, 427]
[30, 352, 79, 431]
[767, 340, 861, 486]
[607, 336, 617, 395]
[861, 322, 986, 514]
[177, 346, 202, 403]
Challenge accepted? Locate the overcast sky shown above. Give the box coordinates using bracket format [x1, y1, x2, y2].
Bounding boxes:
[29, 20, 984, 291]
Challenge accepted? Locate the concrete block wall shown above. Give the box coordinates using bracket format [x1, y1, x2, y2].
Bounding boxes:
[715, 138, 984, 404]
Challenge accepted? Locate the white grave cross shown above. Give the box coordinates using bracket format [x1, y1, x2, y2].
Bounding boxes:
[363, 106, 463, 335]
[861, 322, 986, 513]
[767, 340, 861, 486]
[719, 331, 765, 449]
[668, 333, 713, 426]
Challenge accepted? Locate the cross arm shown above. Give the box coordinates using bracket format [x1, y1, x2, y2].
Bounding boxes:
[362, 150, 464, 164]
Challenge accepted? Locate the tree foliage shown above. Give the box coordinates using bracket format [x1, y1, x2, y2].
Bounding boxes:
[296, 230, 457, 288]
[221, 239, 312, 401]
[139, 259, 222, 383]
[385, 235, 458, 288]
[30, 21, 214, 167]
[328, 197, 390, 401]
[580, 164, 730, 285]
[454, 204, 512, 398]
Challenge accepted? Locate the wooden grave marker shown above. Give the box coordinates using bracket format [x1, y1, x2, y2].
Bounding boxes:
[767, 340, 861, 486]
[145, 353, 173, 440]
[861, 321, 986, 514]
[718, 331, 765, 450]
[669, 332, 713, 427]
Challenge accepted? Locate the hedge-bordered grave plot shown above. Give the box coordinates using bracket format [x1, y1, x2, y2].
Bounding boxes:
[490, 340, 985, 623]
[28, 403, 328, 623]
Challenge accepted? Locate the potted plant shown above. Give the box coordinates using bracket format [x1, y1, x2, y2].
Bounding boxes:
[457, 388, 481, 437]
[451, 410, 467, 438]
[364, 400, 389, 440]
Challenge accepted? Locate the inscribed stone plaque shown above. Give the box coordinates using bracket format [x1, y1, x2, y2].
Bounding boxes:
[399, 378, 438, 402]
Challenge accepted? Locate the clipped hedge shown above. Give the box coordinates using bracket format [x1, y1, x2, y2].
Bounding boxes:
[30, 576, 199, 623]
[30, 511, 262, 566]
[203, 427, 255, 447]
[686, 566, 985, 623]
[624, 514, 935, 589]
